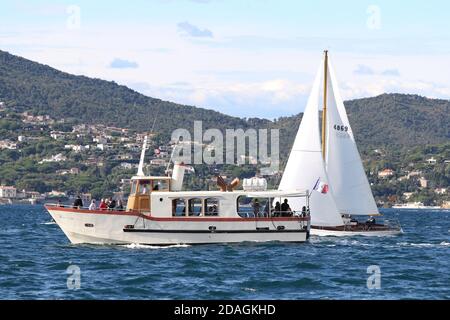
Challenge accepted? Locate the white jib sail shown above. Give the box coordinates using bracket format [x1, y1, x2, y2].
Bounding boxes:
[279, 61, 344, 226]
[324, 59, 379, 215]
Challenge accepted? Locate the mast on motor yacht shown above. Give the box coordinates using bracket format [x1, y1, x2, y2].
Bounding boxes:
[136, 135, 148, 177]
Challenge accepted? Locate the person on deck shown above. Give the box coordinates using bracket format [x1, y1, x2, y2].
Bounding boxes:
[108, 197, 116, 210]
[301, 206, 307, 217]
[116, 200, 124, 211]
[364, 216, 376, 230]
[89, 199, 97, 210]
[281, 199, 292, 217]
[99, 199, 108, 210]
[73, 195, 83, 209]
[252, 199, 260, 217]
[274, 201, 281, 217]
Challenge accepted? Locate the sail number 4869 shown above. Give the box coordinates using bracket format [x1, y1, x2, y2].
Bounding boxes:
[333, 124, 348, 132]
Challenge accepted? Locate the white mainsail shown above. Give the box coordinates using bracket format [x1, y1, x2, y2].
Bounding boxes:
[278, 61, 344, 227]
[324, 59, 379, 215]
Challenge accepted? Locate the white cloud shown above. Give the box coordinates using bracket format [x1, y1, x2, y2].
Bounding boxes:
[109, 58, 139, 69]
[130, 78, 310, 118]
[353, 64, 375, 75]
[177, 21, 213, 38]
[381, 69, 400, 76]
[339, 77, 450, 101]
[1, 24, 449, 119]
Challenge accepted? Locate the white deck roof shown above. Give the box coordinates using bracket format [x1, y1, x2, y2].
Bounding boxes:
[153, 189, 308, 199]
[131, 175, 171, 180]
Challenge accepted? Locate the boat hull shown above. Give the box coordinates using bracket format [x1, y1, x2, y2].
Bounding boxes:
[310, 225, 403, 237]
[46, 206, 309, 245]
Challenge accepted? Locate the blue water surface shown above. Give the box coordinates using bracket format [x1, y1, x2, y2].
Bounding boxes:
[0, 205, 449, 300]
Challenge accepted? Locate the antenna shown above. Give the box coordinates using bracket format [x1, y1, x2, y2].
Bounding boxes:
[135, 106, 160, 177]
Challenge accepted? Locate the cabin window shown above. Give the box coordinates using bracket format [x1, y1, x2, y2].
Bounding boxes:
[204, 198, 219, 216]
[130, 181, 138, 195]
[172, 198, 187, 216]
[138, 180, 151, 195]
[152, 179, 169, 192]
[237, 196, 271, 218]
[188, 198, 203, 216]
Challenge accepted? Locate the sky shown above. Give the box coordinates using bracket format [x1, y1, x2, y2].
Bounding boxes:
[1, 0, 449, 118]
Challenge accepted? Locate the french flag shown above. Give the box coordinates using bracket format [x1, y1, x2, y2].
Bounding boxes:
[313, 178, 329, 194]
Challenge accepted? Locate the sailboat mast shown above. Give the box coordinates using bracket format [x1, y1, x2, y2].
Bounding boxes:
[321, 50, 329, 159]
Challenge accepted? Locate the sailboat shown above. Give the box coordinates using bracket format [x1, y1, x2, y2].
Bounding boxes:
[278, 51, 403, 236]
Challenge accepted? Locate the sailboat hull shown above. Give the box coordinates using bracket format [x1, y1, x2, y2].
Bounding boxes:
[311, 225, 403, 237]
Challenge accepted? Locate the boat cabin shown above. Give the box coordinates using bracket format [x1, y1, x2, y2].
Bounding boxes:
[126, 176, 171, 212]
[127, 174, 309, 219]
[150, 190, 308, 218]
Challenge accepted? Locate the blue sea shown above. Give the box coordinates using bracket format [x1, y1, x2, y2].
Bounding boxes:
[0, 205, 449, 300]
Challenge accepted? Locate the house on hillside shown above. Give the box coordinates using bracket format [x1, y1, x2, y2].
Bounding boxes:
[419, 177, 428, 188]
[39, 153, 67, 164]
[65, 145, 90, 152]
[120, 162, 137, 169]
[0, 186, 17, 198]
[378, 169, 394, 178]
[46, 190, 67, 197]
[70, 168, 80, 175]
[50, 131, 69, 140]
[0, 140, 17, 150]
[402, 192, 414, 200]
[115, 154, 133, 161]
[93, 136, 108, 144]
[407, 170, 422, 179]
[150, 159, 167, 166]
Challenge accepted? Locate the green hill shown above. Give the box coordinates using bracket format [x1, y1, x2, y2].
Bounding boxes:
[1, 49, 449, 152]
[345, 93, 450, 149]
[0, 50, 248, 137]
[0, 49, 448, 205]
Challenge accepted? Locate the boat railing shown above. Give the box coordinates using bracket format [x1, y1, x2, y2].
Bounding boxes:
[237, 210, 308, 219]
[45, 203, 127, 212]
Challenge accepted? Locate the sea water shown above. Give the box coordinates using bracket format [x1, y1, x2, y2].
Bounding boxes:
[0, 205, 449, 299]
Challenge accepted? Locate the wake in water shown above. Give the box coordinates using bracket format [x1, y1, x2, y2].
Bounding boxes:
[396, 241, 450, 248]
[120, 243, 191, 250]
[309, 236, 375, 247]
[41, 221, 56, 225]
